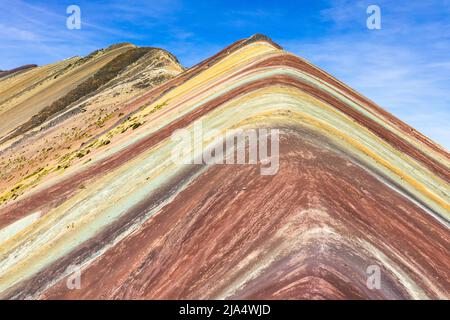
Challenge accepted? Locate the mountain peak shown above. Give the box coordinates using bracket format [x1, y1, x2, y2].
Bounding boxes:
[0, 36, 448, 300]
[106, 42, 136, 51]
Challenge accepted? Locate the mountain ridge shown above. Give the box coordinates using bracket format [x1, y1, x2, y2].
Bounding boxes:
[0, 34, 448, 299]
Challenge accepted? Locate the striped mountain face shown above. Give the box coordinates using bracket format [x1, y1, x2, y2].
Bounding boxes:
[0, 35, 448, 299]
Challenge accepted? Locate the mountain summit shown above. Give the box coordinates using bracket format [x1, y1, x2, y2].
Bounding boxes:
[0, 35, 448, 299]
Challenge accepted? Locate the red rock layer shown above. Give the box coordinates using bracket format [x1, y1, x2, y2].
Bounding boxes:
[7, 129, 446, 299]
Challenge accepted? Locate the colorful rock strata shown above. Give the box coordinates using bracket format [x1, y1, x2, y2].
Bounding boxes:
[0, 35, 448, 299]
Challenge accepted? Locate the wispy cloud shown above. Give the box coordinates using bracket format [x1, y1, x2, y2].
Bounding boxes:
[282, 0, 450, 149]
[0, 0, 177, 69]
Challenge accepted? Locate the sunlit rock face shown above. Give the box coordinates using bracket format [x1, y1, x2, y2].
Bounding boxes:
[0, 35, 448, 300]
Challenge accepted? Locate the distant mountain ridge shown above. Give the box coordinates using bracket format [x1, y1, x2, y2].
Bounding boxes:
[0, 64, 37, 79]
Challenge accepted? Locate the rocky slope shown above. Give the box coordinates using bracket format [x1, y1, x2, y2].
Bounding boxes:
[0, 35, 448, 299]
[0, 43, 183, 198]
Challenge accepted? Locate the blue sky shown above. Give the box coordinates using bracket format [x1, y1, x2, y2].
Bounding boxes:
[0, 0, 449, 149]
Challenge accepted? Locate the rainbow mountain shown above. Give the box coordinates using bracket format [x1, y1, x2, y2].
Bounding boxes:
[0, 34, 448, 299]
